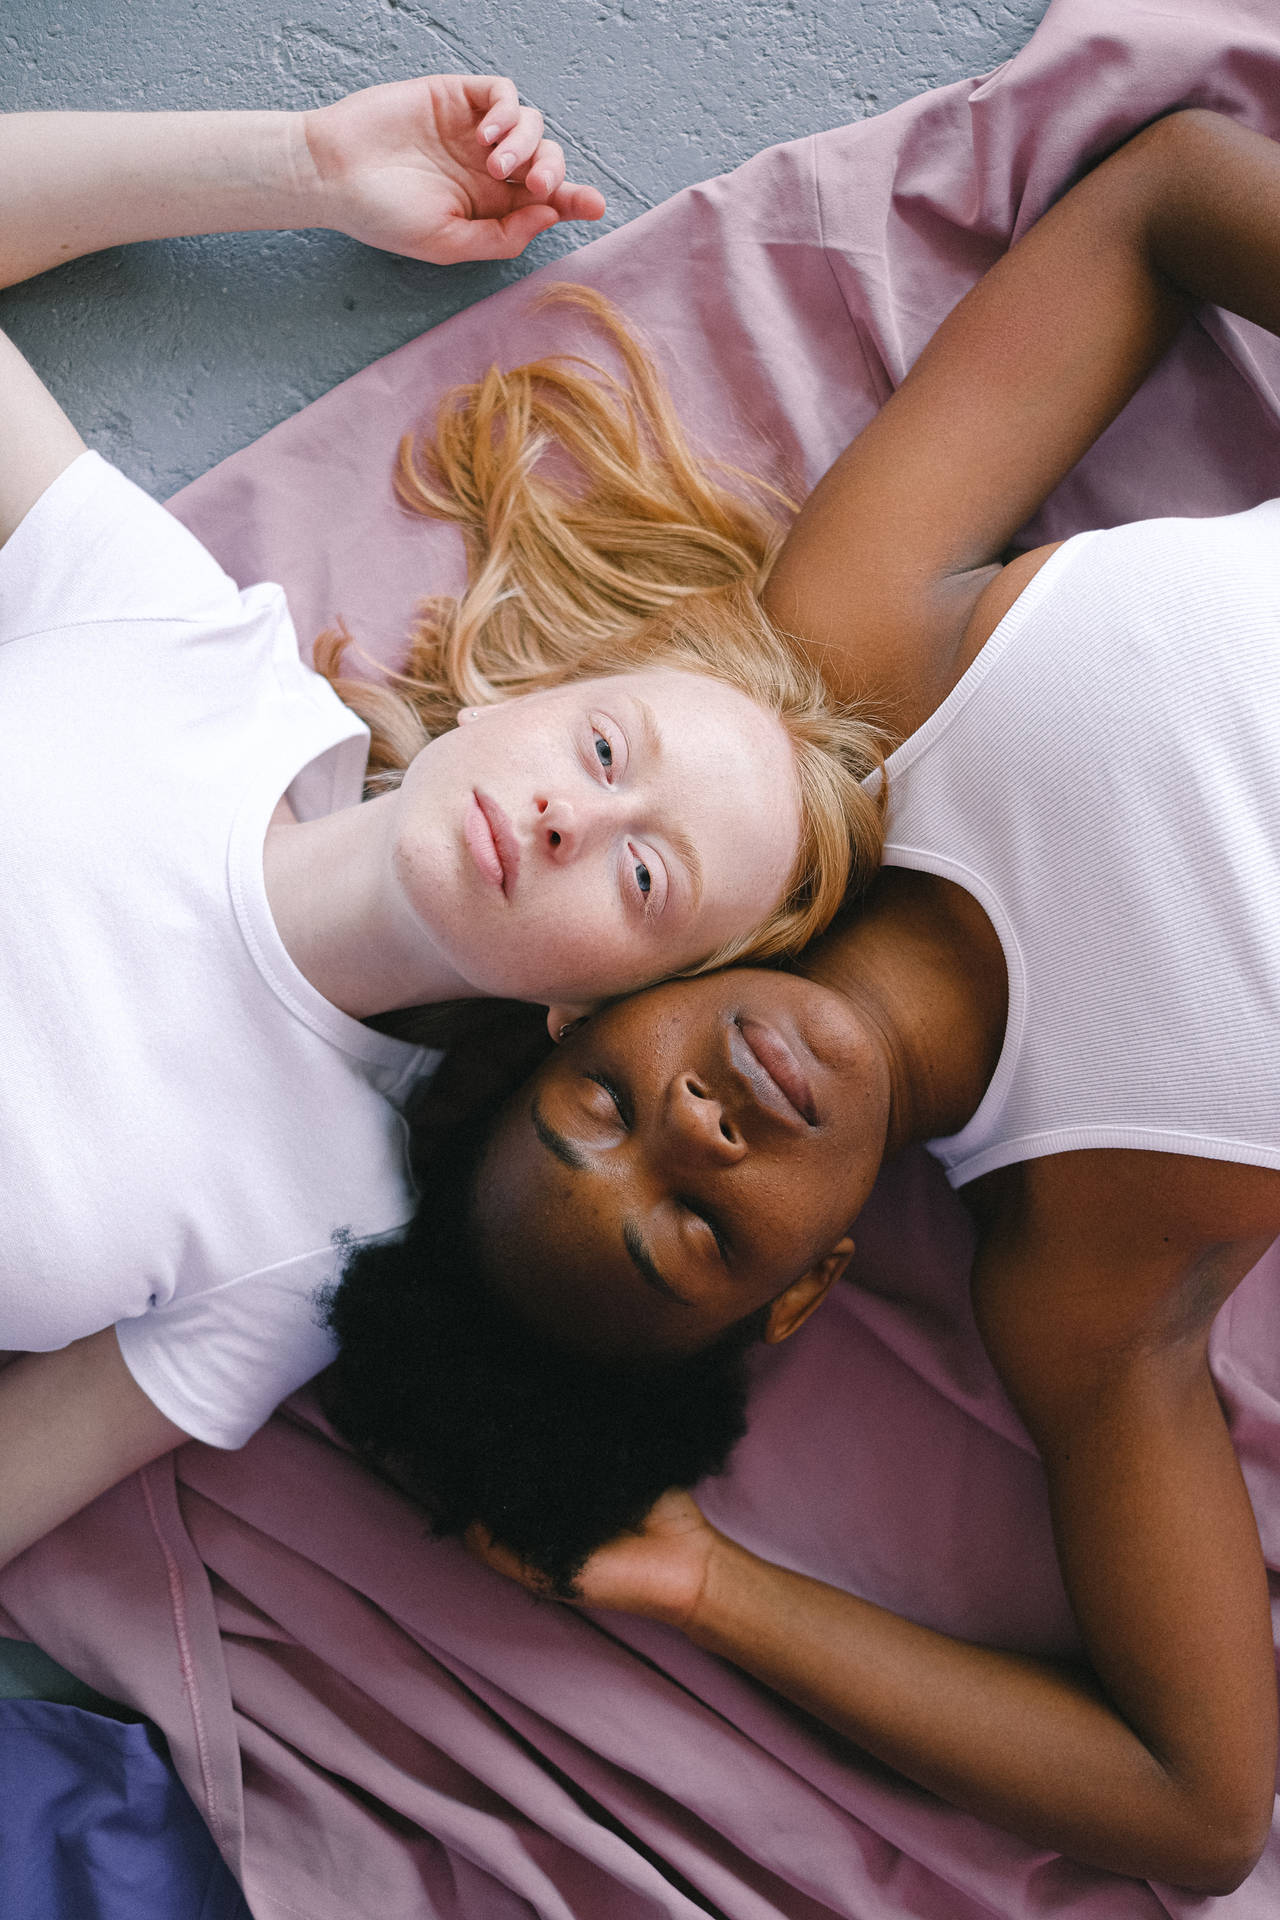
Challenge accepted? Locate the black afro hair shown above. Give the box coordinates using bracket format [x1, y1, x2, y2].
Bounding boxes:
[319, 1098, 766, 1597]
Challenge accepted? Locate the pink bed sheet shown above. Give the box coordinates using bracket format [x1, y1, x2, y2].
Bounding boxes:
[5, 1, 1280, 1913]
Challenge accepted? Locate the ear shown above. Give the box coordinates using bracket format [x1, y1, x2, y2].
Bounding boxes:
[546, 1003, 597, 1043]
[762, 1237, 854, 1345]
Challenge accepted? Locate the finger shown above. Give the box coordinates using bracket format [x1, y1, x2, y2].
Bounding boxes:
[435, 202, 558, 264]
[524, 138, 566, 203]
[489, 103, 546, 181]
[472, 76, 520, 147]
[495, 201, 561, 254]
[547, 180, 608, 223]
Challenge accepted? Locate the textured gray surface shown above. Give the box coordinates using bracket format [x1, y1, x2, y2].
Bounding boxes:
[0, 0, 1047, 1702]
[2, 0, 1049, 496]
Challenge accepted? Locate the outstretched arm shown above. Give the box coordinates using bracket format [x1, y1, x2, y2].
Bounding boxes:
[0, 75, 605, 288]
[0, 76, 606, 543]
[764, 110, 1280, 733]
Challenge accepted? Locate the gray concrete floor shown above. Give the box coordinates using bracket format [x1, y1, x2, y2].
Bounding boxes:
[2, 0, 1048, 495]
[0, 0, 1048, 1707]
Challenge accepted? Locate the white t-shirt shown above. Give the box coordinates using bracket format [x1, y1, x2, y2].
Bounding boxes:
[0, 451, 434, 1447]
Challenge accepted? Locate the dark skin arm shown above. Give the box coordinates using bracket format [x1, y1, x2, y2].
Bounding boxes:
[476, 1154, 1279, 1891]
[764, 108, 1280, 735]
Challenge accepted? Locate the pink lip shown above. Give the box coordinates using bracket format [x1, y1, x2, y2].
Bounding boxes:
[727, 1016, 818, 1128]
[465, 791, 521, 895]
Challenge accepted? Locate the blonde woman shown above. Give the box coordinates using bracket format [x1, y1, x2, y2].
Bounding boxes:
[0, 79, 880, 1568]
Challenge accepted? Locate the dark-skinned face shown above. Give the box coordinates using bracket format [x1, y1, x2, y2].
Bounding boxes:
[471, 967, 891, 1359]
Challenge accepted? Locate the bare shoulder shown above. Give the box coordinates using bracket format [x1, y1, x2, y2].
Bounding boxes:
[971, 1149, 1280, 1356]
[982, 1147, 1280, 1242]
[948, 542, 1065, 686]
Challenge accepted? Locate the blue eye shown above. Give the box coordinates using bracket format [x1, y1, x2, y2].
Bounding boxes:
[634, 861, 651, 896]
[594, 733, 613, 770]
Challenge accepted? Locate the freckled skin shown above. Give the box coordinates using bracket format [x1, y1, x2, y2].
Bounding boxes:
[388, 669, 802, 1011]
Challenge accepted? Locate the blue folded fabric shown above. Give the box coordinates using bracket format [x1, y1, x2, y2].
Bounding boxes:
[0, 1699, 250, 1920]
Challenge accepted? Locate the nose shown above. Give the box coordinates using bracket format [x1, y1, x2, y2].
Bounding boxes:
[661, 1072, 746, 1167]
[535, 793, 586, 862]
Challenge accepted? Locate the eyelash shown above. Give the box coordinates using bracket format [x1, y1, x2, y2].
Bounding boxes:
[587, 1071, 630, 1126]
[591, 723, 619, 780]
[629, 851, 654, 908]
[588, 725, 656, 909]
[587, 1074, 729, 1262]
[683, 1199, 730, 1263]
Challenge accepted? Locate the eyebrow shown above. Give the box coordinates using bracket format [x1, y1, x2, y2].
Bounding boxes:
[633, 697, 704, 912]
[528, 1096, 693, 1307]
[530, 1096, 590, 1170]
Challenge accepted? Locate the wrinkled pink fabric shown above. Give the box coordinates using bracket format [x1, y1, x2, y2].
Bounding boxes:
[5, 1, 1280, 1913]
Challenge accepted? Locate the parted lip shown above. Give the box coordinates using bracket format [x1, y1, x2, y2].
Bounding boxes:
[472, 790, 522, 895]
[726, 1015, 818, 1129]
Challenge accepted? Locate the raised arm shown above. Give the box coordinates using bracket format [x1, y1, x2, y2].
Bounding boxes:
[0, 77, 605, 543]
[764, 110, 1280, 733]
[476, 1157, 1279, 1891]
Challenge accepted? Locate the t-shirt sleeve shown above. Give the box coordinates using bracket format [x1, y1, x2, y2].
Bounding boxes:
[114, 1246, 341, 1449]
[0, 449, 242, 645]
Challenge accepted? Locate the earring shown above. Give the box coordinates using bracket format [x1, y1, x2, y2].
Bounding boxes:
[558, 1019, 587, 1042]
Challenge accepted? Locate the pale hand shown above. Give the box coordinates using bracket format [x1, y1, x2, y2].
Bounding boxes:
[302, 75, 606, 265]
[467, 1488, 720, 1628]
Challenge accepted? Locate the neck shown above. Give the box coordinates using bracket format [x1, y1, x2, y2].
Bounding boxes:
[799, 867, 1007, 1154]
[262, 795, 478, 1017]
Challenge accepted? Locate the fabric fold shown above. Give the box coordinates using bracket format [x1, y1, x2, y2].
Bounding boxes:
[5, 1, 1280, 1912]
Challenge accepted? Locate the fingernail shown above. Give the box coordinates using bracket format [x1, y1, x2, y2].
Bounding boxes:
[481, 123, 499, 142]
[496, 150, 515, 176]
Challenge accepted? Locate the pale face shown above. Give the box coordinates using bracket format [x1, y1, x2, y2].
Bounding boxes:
[389, 670, 803, 1014]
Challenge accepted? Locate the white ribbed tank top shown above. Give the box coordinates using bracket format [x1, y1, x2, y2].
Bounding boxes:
[881, 501, 1280, 1188]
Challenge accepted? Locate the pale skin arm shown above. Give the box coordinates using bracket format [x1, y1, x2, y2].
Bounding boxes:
[474, 1158, 1280, 1892]
[764, 110, 1280, 734]
[0, 1329, 190, 1570]
[0, 76, 605, 542]
[0, 78, 605, 286]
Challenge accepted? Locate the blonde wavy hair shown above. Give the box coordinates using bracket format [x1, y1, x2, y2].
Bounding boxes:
[316, 285, 885, 977]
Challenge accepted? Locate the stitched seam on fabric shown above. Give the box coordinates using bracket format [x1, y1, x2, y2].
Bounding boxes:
[1, 614, 210, 646]
[139, 1464, 226, 1851]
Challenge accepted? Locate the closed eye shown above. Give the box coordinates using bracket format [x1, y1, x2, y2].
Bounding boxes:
[586, 1071, 630, 1126]
[683, 1200, 730, 1263]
